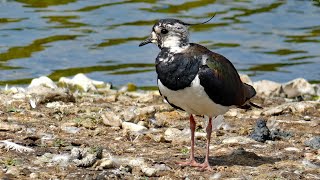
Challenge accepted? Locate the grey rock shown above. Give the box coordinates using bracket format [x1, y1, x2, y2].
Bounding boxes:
[305, 136, 320, 149]
[250, 119, 271, 142]
[302, 159, 320, 169]
[270, 128, 293, 140]
[282, 78, 316, 98]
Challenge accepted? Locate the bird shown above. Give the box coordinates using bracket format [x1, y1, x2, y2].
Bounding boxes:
[139, 15, 258, 171]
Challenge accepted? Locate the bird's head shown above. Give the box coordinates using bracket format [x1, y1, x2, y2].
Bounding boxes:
[139, 14, 215, 50]
[139, 19, 190, 49]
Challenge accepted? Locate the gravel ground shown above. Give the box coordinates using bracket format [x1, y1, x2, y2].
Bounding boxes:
[0, 77, 319, 179]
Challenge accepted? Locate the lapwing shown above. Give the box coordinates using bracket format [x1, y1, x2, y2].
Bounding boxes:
[139, 15, 258, 171]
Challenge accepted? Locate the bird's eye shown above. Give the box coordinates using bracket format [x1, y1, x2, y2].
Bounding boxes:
[161, 29, 168, 34]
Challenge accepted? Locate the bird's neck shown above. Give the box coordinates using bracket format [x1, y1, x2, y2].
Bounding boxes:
[161, 36, 189, 53]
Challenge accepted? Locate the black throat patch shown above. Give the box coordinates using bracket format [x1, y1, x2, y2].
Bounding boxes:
[156, 48, 201, 91]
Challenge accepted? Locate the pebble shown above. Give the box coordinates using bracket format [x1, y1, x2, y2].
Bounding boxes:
[141, 167, 157, 177]
[305, 136, 320, 149]
[210, 172, 222, 180]
[303, 115, 311, 121]
[222, 136, 255, 144]
[97, 158, 115, 169]
[284, 147, 301, 152]
[61, 126, 81, 134]
[29, 172, 39, 179]
[164, 128, 183, 142]
[101, 111, 122, 127]
[121, 122, 147, 132]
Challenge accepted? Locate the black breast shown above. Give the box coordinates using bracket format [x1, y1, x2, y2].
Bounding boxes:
[156, 48, 201, 91]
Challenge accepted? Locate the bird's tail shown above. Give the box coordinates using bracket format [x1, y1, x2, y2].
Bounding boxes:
[239, 83, 262, 110]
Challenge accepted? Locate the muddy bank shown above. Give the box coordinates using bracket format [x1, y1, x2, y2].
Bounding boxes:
[0, 74, 319, 179]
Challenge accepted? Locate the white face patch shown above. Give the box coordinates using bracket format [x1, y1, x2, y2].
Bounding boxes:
[151, 31, 157, 44]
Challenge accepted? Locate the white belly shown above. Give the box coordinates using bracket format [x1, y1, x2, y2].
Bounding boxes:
[158, 75, 231, 117]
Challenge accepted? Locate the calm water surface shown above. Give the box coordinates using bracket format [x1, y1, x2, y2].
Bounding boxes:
[0, 0, 319, 88]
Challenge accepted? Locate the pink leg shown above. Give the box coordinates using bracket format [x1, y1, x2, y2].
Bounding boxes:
[176, 114, 201, 167]
[198, 117, 213, 171]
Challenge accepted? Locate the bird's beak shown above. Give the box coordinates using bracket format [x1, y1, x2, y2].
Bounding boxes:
[139, 36, 153, 47]
[139, 32, 157, 47]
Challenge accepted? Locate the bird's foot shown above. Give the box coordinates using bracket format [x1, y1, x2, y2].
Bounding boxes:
[197, 161, 213, 171]
[175, 159, 201, 167]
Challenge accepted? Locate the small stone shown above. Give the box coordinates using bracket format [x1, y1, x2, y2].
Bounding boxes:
[284, 147, 301, 152]
[29, 172, 39, 179]
[128, 158, 146, 167]
[303, 115, 311, 121]
[101, 111, 122, 127]
[305, 136, 320, 149]
[164, 128, 182, 142]
[150, 134, 166, 143]
[250, 119, 271, 142]
[122, 122, 147, 132]
[302, 159, 320, 169]
[154, 163, 171, 171]
[99, 159, 114, 169]
[61, 126, 81, 134]
[141, 166, 157, 177]
[222, 136, 255, 144]
[137, 121, 147, 127]
[225, 109, 238, 117]
[210, 172, 222, 180]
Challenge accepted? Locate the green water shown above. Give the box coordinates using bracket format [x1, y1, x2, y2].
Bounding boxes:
[0, 0, 319, 88]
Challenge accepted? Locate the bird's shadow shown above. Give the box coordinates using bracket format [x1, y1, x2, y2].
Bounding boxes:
[195, 148, 280, 167]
